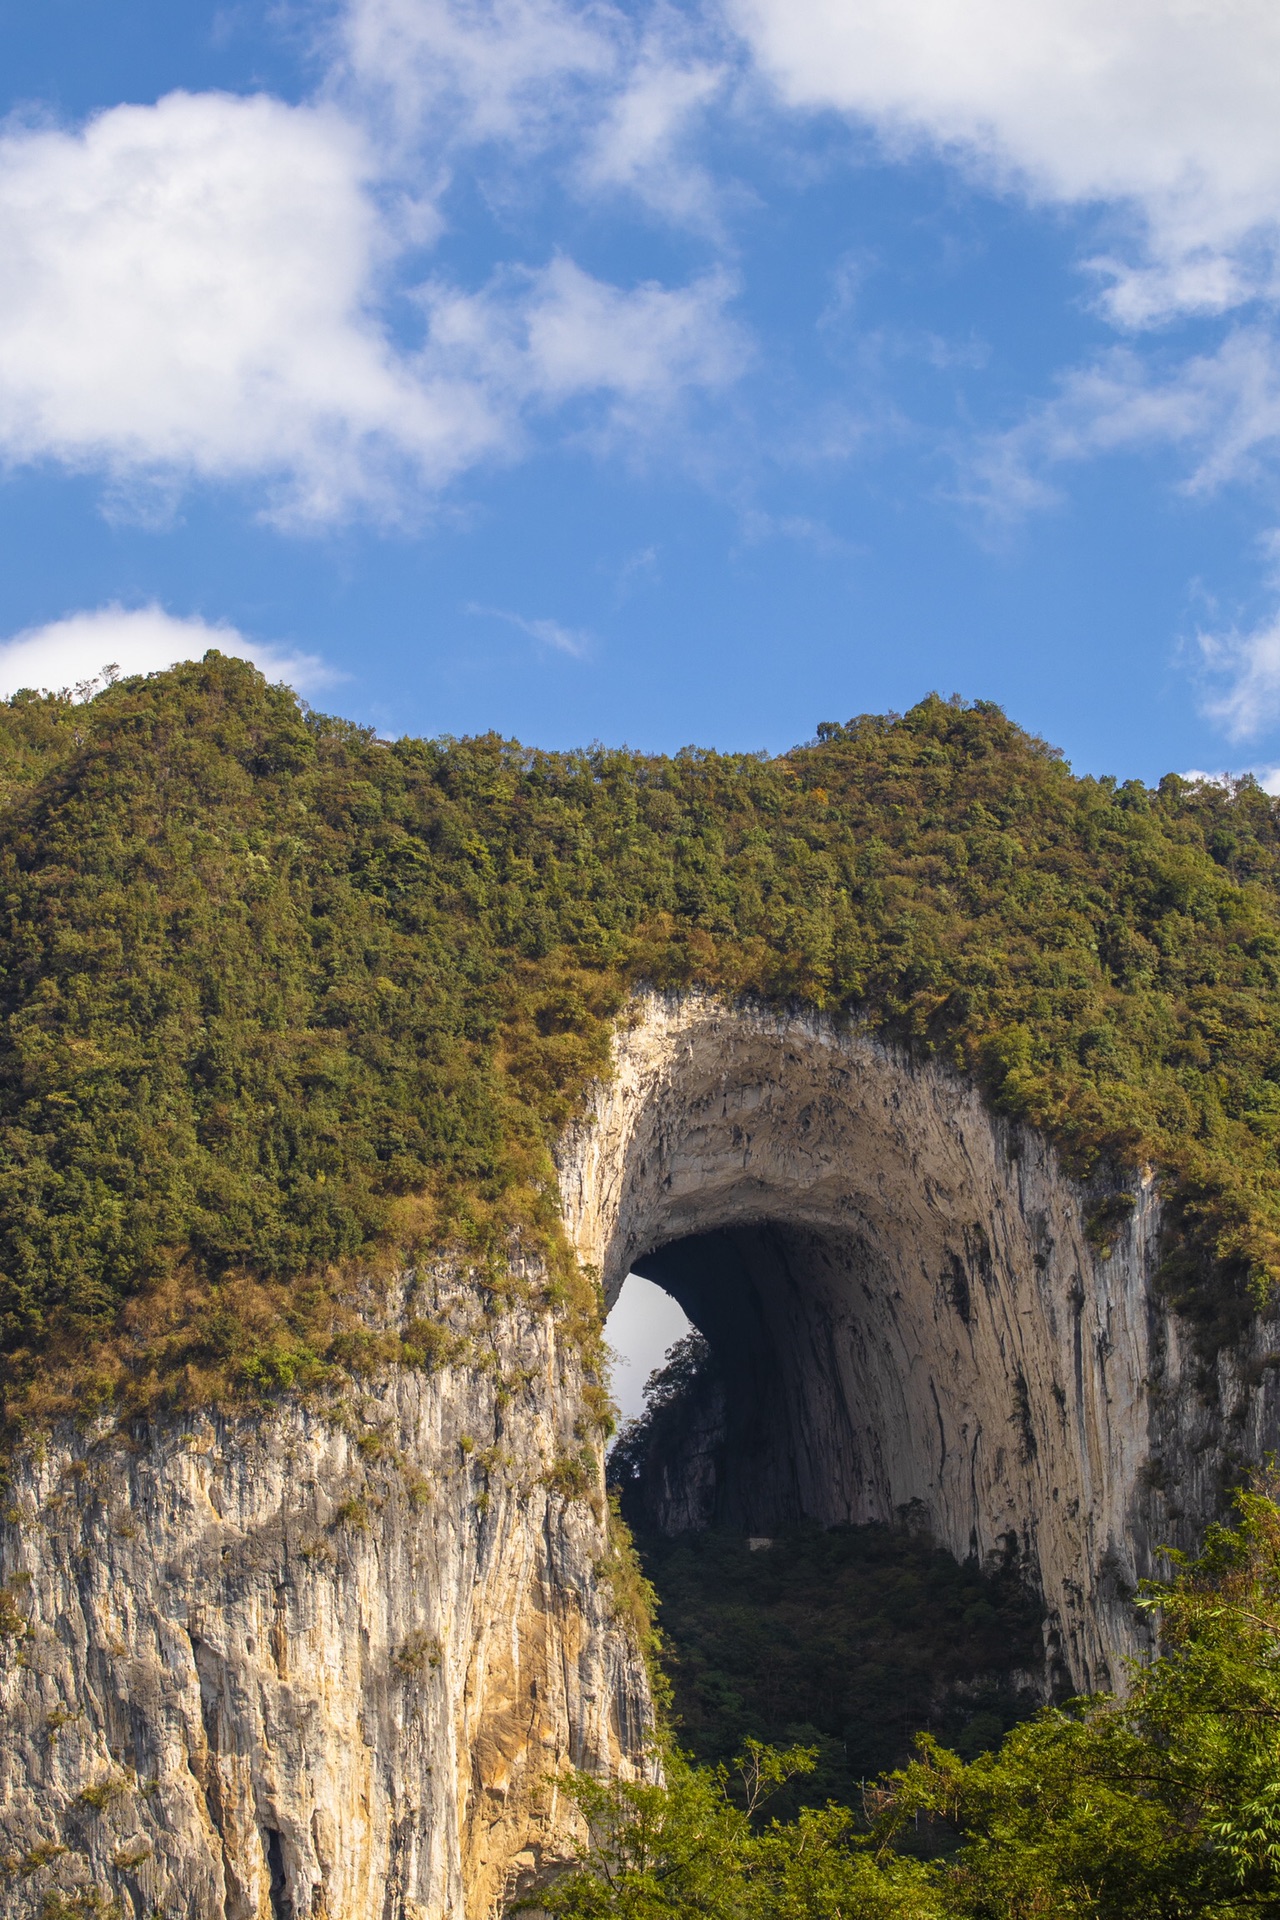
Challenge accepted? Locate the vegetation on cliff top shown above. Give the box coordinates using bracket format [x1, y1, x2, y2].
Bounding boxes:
[3, 651, 1280, 1417]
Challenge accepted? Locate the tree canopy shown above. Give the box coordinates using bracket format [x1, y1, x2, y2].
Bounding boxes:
[3, 653, 1280, 1420]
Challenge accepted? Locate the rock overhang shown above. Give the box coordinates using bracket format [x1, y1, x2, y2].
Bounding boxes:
[557, 991, 1164, 1692]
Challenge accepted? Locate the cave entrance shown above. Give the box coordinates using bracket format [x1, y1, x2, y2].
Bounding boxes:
[604, 1220, 1054, 1790]
[617, 1221, 911, 1538]
[560, 995, 1161, 1692]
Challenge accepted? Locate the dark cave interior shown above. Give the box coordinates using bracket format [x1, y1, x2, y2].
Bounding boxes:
[609, 1222, 1049, 1799]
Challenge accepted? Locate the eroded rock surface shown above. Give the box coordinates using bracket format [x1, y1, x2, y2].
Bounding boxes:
[6, 989, 1280, 1919]
[0, 1276, 647, 1920]
[559, 993, 1280, 1692]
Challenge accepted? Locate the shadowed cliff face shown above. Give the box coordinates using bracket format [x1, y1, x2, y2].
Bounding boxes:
[558, 993, 1280, 1696]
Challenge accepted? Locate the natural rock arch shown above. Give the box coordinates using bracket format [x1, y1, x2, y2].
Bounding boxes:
[8, 993, 1280, 1920]
[558, 992, 1164, 1692]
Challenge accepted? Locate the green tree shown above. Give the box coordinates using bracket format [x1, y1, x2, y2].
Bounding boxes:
[532, 1743, 941, 1919]
[881, 1481, 1280, 1916]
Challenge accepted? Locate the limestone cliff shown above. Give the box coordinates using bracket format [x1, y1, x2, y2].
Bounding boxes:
[5, 990, 1280, 1918]
[0, 1274, 648, 1920]
[556, 993, 1280, 1691]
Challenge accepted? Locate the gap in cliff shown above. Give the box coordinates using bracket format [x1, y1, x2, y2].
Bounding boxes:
[606, 1228, 1048, 1808]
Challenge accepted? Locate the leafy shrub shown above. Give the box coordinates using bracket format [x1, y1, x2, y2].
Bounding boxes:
[393, 1628, 442, 1674]
[528, 1742, 944, 1918]
[76, 1775, 127, 1812]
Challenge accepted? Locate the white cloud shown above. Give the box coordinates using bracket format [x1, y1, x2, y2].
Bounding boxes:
[1189, 764, 1280, 794]
[0, 605, 340, 700]
[425, 256, 748, 423]
[336, 0, 619, 147]
[1181, 767, 1280, 795]
[0, 91, 508, 523]
[467, 601, 592, 656]
[738, 507, 851, 554]
[335, 0, 734, 229]
[968, 329, 1280, 521]
[1198, 611, 1280, 742]
[522, 256, 746, 403]
[0, 88, 745, 522]
[580, 37, 728, 227]
[730, 0, 1280, 324]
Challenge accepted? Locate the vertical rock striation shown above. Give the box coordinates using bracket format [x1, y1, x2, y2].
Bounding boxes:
[0, 1277, 648, 1920]
[5, 989, 1280, 1916]
[558, 993, 1280, 1693]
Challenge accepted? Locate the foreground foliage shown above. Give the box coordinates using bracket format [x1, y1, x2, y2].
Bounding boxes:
[6, 655, 1280, 1413]
[530, 1744, 944, 1919]
[534, 1487, 1280, 1918]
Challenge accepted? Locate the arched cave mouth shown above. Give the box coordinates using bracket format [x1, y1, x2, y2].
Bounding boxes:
[564, 996, 1158, 1697]
[615, 1220, 908, 1538]
[606, 1220, 1051, 1790]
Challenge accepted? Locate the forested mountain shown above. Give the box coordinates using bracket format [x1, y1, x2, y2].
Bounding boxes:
[3, 653, 1280, 1424]
[8, 655, 1280, 1916]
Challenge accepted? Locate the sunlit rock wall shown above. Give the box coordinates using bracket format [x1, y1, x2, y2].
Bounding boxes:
[0, 1273, 648, 1920]
[558, 992, 1280, 1692]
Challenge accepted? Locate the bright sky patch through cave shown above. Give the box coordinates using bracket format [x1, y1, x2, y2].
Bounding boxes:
[605, 1275, 692, 1427]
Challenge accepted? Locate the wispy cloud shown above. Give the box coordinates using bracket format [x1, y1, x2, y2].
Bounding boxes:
[333, 0, 620, 150]
[965, 329, 1280, 525]
[1198, 609, 1280, 743]
[737, 507, 853, 555]
[334, 0, 739, 230]
[579, 33, 731, 231]
[612, 544, 659, 601]
[466, 601, 593, 657]
[426, 256, 747, 420]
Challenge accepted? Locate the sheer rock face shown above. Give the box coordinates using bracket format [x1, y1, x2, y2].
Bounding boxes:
[6, 991, 1280, 1920]
[0, 1280, 649, 1920]
[557, 993, 1280, 1693]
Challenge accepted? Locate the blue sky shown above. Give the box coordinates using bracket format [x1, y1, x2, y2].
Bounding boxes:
[607, 1275, 690, 1422]
[2, 0, 1280, 783]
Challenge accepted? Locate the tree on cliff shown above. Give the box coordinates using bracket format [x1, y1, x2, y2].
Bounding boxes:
[535, 1483, 1280, 1918]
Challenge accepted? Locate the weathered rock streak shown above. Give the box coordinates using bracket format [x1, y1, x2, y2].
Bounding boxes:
[0, 1279, 647, 1920]
[5, 990, 1280, 1919]
[558, 993, 1280, 1689]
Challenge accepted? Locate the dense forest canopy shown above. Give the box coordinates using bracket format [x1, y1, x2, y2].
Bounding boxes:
[3, 651, 1280, 1423]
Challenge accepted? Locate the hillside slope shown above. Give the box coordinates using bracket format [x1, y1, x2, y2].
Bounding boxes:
[2, 654, 1279, 1422]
